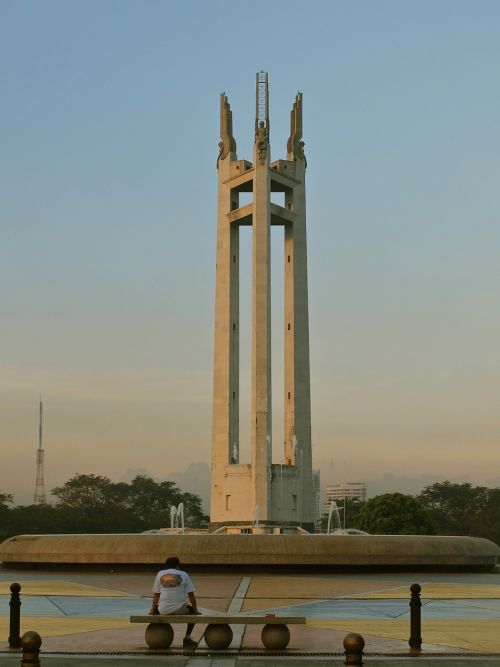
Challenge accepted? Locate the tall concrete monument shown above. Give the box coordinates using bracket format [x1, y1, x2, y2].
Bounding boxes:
[211, 73, 314, 532]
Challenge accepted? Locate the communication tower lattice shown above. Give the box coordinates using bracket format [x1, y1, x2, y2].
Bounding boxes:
[34, 397, 46, 504]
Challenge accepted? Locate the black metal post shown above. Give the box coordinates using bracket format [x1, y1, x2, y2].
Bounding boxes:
[409, 582, 422, 653]
[8, 582, 21, 649]
[343, 632, 365, 665]
[20, 631, 42, 666]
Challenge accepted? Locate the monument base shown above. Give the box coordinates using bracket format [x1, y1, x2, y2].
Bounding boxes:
[209, 522, 314, 534]
[1, 533, 499, 571]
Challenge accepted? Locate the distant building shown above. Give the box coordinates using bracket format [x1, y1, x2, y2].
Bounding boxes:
[325, 482, 367, 507]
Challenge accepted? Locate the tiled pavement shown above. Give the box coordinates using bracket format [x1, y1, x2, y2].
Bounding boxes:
[1, 569, 500, 664]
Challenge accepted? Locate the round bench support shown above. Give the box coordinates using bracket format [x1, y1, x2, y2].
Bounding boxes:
[145, 623, 174, 649]
[204, 623, 233, 649]
[261, 623, 290, 649]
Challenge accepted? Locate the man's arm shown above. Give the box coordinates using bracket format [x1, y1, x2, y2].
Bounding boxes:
[149, 592, 160, 614]
[188, 591, 200, 613]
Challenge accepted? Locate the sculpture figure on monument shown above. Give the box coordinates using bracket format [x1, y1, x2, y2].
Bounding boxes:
[255, 120, 268, 165]
[217, 93, 236, 168]
[287, 92, 306, 167]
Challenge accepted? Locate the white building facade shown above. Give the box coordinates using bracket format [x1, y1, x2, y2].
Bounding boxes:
[325, 482, 367, 506]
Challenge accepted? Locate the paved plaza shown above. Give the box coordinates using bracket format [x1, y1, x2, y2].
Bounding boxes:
[1, 568, 500, 664]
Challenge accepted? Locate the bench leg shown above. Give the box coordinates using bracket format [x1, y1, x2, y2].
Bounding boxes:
[145, 623, 174, 649]
[261, 624, 290, 650]
[204, 623, 233, 649]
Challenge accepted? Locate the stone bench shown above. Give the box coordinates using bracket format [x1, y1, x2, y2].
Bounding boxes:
[130, 613, 306, 650]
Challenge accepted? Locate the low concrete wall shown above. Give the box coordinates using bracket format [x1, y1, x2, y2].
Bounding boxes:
[1, 533, 499, 570]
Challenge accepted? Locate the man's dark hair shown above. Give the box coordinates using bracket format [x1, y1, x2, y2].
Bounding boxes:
[165, 556, 180, 569]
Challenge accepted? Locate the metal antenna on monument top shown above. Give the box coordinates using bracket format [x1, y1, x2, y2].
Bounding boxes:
[255, 71, 269, 130]
[34, 396, 46, 504]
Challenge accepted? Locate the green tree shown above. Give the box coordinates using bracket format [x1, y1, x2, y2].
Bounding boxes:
[418, 482, 500, 545]
[49, 473, 207, 533]
[476, 488, 500, 546]
[0, 491, 13, 540]
[181, 491, 209, 528]
[6, 504, 70, 536]
[124, 475, 183, 525]
[0, 492, 13, 508]
[352, 492, 436, 535]
[51, 474, 141, 533]
[1, 474, 207, 538]
[121, 476, 208, 529]
[52, 474, 118, 513]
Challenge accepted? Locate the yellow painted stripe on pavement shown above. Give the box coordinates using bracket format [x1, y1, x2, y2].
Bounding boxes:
[351, 583, 500, 599]
[306, 618, 500, 652]
[0, 581, 126, 597]
[0, 616, 130, 638]
[242, 598, 311, 612]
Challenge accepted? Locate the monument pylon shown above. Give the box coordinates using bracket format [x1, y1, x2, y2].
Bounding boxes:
[211, 73, 314, 533]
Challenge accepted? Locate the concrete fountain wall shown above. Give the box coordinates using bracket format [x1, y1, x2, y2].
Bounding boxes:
[1, 533, 499, 570]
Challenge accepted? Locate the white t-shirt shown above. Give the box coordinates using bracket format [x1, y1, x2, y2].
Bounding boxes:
[152, 568, 196, 614]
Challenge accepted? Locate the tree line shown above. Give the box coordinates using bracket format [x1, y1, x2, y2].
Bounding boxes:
[321, 482, 500, 546]
[2, 479, 499, 546]
[0, 474, 209, 542]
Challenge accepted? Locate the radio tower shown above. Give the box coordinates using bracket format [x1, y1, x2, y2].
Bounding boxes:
[34, 397, 46, 504]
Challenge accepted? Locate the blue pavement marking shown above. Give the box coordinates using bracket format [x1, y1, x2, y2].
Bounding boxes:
[48, 596, 149, 617]
[244, 599, 411, 619]
[247, 598, 500, 620]
[0, 595, 65, 616]
[352, 574, 500, 585]
[427, 599, 500, 619]
[0, 595, 148, 617]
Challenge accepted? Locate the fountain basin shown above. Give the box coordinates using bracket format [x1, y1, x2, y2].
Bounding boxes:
[1, 533, 499, 571]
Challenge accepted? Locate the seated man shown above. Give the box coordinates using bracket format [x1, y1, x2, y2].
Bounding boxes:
[149, 555, 200, 648]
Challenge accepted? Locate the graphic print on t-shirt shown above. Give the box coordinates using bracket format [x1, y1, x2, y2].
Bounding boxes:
[160, 573, 183, 588]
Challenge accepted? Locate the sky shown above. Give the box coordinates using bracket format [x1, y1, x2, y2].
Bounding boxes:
[1, 0, 499, 505]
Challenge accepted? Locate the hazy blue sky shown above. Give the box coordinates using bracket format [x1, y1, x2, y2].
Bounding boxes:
[1, 1, 499, 504]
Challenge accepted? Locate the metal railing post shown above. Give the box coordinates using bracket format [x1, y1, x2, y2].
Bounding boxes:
[8, 582, 21, 649]
[344, 632, 365, 665]
[409, 582, 422, 653]
[20, 631, 42, 666]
